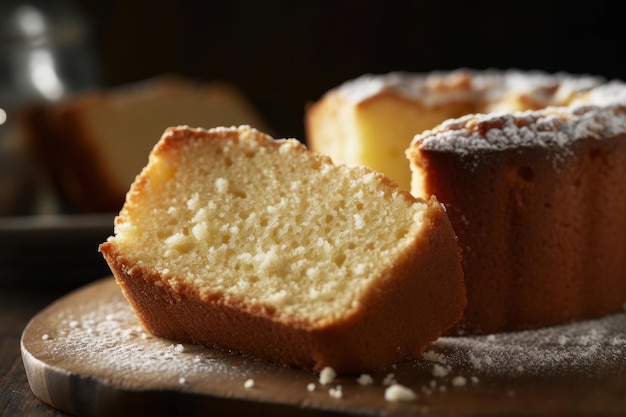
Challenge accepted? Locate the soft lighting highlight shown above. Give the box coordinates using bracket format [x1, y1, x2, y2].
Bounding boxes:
[29, 49, 65, 100]
[16, 4, 47, 38]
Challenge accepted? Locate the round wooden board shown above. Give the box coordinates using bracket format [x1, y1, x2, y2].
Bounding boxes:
[21, 277, 626, 416]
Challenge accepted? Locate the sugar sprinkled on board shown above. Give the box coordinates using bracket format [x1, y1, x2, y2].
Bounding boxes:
[451, 376, 467, 387]
[423, 311, 626, 377]
[34, 282, 626, 405]
[328, 385, 343, 399]
[432, 363, 450, 378]
[36, 295, 249, 386]
[382, 373, 397, 386]
[357, 374, 373, 386]
[422, 350, 447, 364]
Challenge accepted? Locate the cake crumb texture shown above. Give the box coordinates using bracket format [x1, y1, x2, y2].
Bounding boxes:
[100, 125, 465, 373]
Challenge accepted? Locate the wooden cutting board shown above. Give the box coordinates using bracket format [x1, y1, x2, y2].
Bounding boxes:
[21, 277, 626, 416]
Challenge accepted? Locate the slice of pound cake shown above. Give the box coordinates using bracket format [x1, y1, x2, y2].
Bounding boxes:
[23, 76, 271, 212]
[99, 125, 466, 373]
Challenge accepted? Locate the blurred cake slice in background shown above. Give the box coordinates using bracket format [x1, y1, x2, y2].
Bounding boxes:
[21, 76, 272, 213]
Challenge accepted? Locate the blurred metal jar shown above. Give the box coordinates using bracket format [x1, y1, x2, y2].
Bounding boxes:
[0, 0, 100, 215]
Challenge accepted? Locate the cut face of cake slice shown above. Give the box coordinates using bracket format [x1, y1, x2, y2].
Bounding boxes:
[100, 125, 466, 373]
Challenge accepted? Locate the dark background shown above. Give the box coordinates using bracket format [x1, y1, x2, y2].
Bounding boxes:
[67, 0, 626, 142]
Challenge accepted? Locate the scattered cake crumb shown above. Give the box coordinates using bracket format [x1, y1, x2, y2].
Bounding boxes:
[357, 374, 373, 386]
[174, 344, 185, 353]
[319, 366, 336, 385]
[69, 320, 79, 328]
[451, 376, 467, 387]
[432, 363, 450, 377]
[423, 349, 447, 364]
[178, 377, 186, 384]
[41, 334, 49, 340]
[382, 373, 397, 386]
[307, 383, 316, 392]
[329, 385, 343, 399]
[384, 384, 417, 402]
[244, 379, 255, 389]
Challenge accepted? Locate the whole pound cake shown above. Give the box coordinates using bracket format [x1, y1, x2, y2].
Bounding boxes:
[408, 103, 626, 334]
[99, 125, 466, 373]
[306, 69, 604, 190]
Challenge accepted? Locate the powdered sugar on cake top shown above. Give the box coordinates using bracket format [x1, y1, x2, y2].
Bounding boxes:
[333, 69, 605, 107]
[414, 104, 626, 155]
[332, 69, 626, 155]
[331, 69, 626, 154]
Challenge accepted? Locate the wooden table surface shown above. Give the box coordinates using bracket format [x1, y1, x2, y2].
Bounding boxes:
[0, 212, 114, 416]
[1, 282, 78, 417]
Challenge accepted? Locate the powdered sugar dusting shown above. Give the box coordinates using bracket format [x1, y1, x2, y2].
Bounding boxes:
[333, 69, 605, 107]
[24, 279, 626, 415]
[332, 69, 626, 156]
[36, 298, 626, 383]
[35, 297, 249, 386]
[423, 311, 626, 377]
[414, 104, 626, 155]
